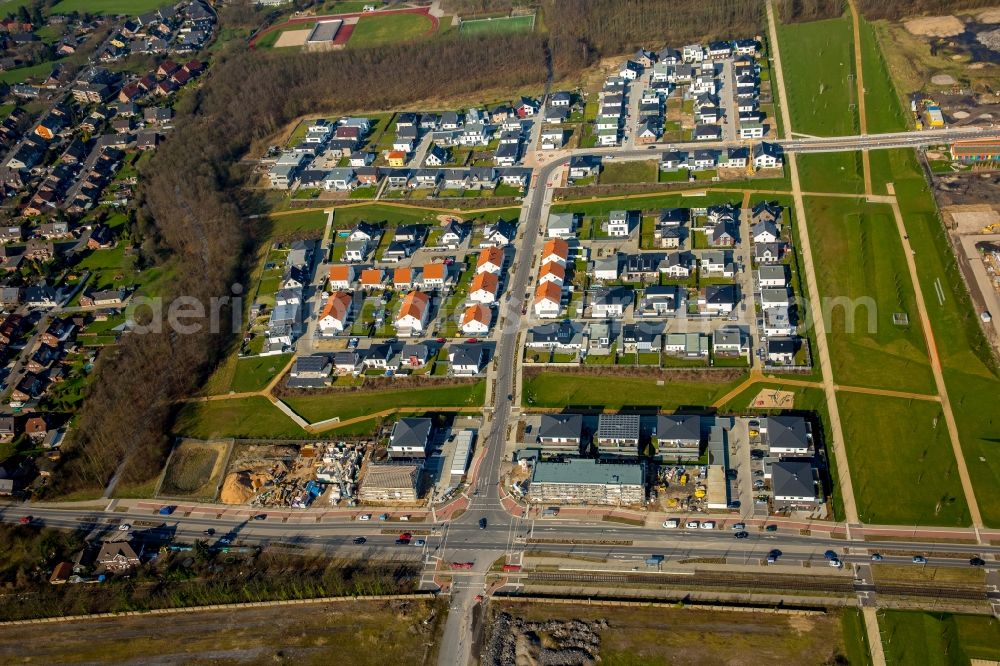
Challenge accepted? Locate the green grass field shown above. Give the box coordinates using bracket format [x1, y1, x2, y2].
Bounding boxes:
[284, 382, 485, 422]
[875, 149, 1000, 526]
[348, 13, 434, 47]
[459, 14, 534, 36]
[777, 12, 858, 137]
[599, 160, 658, 184]
[838, 392, 971, 527]
[174, 396, 309, 440]
[0, 60, 58, 85]
[268, 210, 328, 237]
[859, 18, 908, 135]
[797, 152, 865, 195]
[806, 196, 935, 394]
[52, 0, 167, 14]
[523, 371, 744, 411]
[878, 611, 1000, 666]
[230, 354, 292, 393]
[550, 191, 737, 218]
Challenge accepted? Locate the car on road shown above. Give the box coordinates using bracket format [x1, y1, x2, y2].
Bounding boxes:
[870, 553, 883, 562]
[118, 524, 131, 531]
[398, 533, 411, 540]
[824, 550, 838, 561]
[685, 520, 700, 529]
[479, 518, 488, 529]
[700, 521, 715, 530]
[218, 537, 231, 545]
[19, 515, 31, 524]
[767, 549, 781, 563]
[662, 519, 680, 529]
[466, 338, 478, 343]
[395, 538, 410, 545]
[912, 555, 927, 564]
[414, 539, 426, 547]
[358, 514, 371, 521]
[203, 528, 216, 536]
[726, 469, 738, 480]
[507, 394, 513, 401]
[436, 337, 447, 343]
[970, 557, 985, 567]
[829, 559, 843, 569]
[252, 514, 267, 521]
[734, 531, 749, 539]
[765, 524, 778, 532]
[353, 536, 367, 545]
[348, 337, 359, 349]
[731, 522, 746, 531]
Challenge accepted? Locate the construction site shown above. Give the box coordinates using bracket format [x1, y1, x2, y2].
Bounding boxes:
[219, 441, 369, 508]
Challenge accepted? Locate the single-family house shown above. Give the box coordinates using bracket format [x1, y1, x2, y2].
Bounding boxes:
[590, 287, 632, 318]
[703, 284, 738, 314]
[767, 336, 801, 364]
[547, 212, 576, 239]
[476, 246, 504, 275]
[395, 290, 430, 336]
[541, 238, 569, 266]
[461, 303, 492, 335]
[653, 414, 702, 460]
[469, 272, 499, 304]
[318, 291, 353, 334]
[534, 281, 563, 318]
[388, 417, 432, 459]
[328, 265, 355, 290]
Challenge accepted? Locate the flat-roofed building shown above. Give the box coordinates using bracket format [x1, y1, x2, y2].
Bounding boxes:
[306, 20, 342, 51]
[528, 459, 644, 505]
[595, 413, 641, 458]
[358, 463, 420, 502]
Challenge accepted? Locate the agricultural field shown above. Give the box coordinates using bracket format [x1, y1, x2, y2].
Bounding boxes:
[0, 599, 446, 665]
[877, 611, 1000, 666]
[522, 370, 745, 411]
[806, 196, 935, 394]
[283, 381, 485, 423]
[459, 14, 534, 36]
[348, 13, 434, 48]
[838, 392, 971, 527]
[488, 601, 855, 666]
[776, 12, 858, 137]
[158, 439, 231, 500]
[51, 0, 166, 13]
[796, 152, 865, 195]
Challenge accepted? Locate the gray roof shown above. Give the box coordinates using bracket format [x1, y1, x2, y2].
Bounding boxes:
[766, 416, 810, 450]
[758, 265, 787, 282]
[596, 414, 640, 440]
[390, 417, 432, 448]
[532, 459, 642, 486]
[293, 355, 329, 373]
[713, 326, 744, 347]
[450, 342, 484, 367]
[656, 414, 701, 442]
[538, 414, 583, 441]
[771, 460, 816, 499]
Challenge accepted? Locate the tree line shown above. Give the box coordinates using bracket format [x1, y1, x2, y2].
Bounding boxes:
[775, 0, 844, 24]
[856, 0, 996, 21]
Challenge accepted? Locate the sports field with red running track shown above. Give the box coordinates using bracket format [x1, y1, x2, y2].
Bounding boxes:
[249, 6, 438, 49]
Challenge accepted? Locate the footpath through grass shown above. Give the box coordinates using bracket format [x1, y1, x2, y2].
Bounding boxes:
[878, 611, 1000, 666]
[776, 12, 858, 137]
[174, 396, 308, 440]
[838, 391, 970, 527]
[879, 150, 1000, 526]
[805, 196, 935, 394]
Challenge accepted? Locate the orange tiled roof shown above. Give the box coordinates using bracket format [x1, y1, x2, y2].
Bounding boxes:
[538, 261, 565, 280]
[477, 246, 503, 269]
[462, 303, 491, 326]
[329, 265, 351, 281]
[398, 290, 430, 319]
[360, 268, 383, 285]
[320, 291, 352, 320]
[470, 271, 498, 294]
[534, 281, 562, 304]
[542, 238, 568, 259]
[422, 262, 447, 280]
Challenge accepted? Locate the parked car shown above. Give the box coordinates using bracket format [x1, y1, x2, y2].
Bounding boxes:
[700, 521, 715, 530]
[765, 524, 778, 532]
[358, 514, 372, 521]
[731, 522, 746, 531]
[685, 520, 700, 529]
[252, 514, 267, 521]
[662, 519, 680, 529]
[829, 559, 843, 568]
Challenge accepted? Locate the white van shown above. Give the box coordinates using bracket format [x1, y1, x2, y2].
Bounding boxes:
[662, 519, 680, 529]
[685, 520, 700, 529]
[700, 521, 716, 530]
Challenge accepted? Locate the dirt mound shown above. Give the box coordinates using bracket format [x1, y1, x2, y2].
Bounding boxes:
[904, 15, 964, 37]
[979, 8, 1000, 23]
[220, 470, 269, 504]
[482, 612, 606, 666]
[436, 214, 464, 225]
[931, 73, 957, 85]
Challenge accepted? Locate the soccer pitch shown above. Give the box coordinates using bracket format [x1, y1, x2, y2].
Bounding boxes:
[459, 14, 534, 36]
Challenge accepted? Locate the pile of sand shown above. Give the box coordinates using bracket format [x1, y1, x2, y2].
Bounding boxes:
[220, 470, 269, 504]
[904, 15, 965, 37]
[952, 110, 970, 119]
[931, 73, 957, 85]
